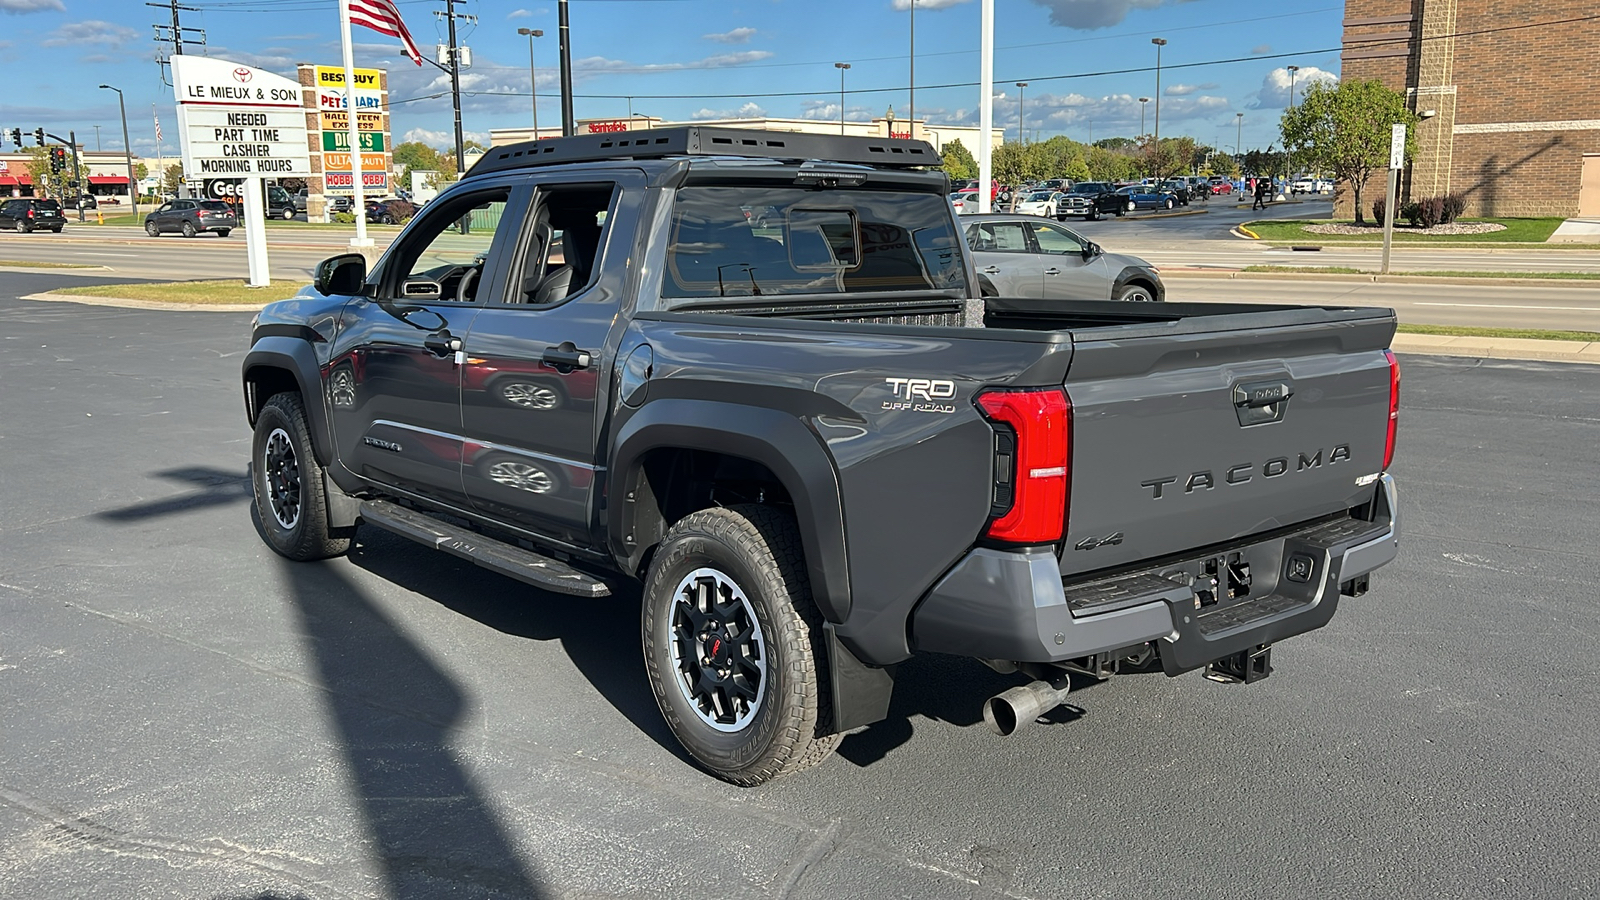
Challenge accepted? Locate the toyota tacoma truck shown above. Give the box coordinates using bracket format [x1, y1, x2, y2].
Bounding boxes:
[242, 128, 1401, 785]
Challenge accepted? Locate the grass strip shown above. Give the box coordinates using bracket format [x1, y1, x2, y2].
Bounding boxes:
[1397, 323, 1600, 343]
[1240, 266, 1600, 280]
[0, 259, 95, 269]
[1244, 217, 1564, 243]
[53, 279, 309, 305]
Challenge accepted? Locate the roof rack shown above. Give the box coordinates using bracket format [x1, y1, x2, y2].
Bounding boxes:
[469, 126, 941, 176]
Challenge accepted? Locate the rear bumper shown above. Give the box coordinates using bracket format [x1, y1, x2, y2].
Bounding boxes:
[912, 474, 1399, 670]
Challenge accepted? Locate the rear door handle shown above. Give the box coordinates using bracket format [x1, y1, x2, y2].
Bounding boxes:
[980, 265, 1001, 275]
[542, 341, 592, 370]
[1044, 267, 1061, 276]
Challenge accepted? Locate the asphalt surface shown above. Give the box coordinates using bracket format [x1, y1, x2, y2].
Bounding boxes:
[3, 276, 1599, 899]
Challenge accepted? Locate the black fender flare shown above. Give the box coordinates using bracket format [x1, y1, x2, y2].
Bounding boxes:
[609, 398, 851, 625]
[242, 336, 333, 467]
[1112, 266, 1165, 303]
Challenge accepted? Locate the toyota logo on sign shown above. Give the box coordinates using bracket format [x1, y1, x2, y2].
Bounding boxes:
[233, 67, 253, 83]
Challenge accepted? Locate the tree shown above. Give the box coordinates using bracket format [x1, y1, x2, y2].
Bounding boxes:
[1093, 136, 1137, 151]
[992, 142, 1050, 208]
[1240, 147, 1286, 178]
[133, 161, 148, 182]
[25, 147, 51, 198]
[393, 140, 445, 189]
[1280, 78, 1416, 224]
[161, 164, 185, 197]
[1064, 152, 1091, 183]
[940, 138, 977, 182]
[1085, 144, 1138, 182]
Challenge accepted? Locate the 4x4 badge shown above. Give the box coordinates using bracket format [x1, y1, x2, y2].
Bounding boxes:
[1074, 531, 1124, 551]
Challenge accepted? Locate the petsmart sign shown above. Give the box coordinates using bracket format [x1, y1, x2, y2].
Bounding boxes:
[171, 56, 311, 177]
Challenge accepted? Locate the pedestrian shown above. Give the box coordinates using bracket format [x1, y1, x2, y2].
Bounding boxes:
[1252, 178, 1269, 211]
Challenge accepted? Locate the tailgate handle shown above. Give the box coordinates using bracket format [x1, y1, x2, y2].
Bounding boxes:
[1233, 382, 1293, 409]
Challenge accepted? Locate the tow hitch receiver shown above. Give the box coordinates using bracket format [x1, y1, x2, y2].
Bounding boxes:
[1204, 643, 1273, 684]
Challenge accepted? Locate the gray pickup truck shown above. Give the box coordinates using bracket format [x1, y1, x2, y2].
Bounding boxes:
[242, 129, 1401, 785]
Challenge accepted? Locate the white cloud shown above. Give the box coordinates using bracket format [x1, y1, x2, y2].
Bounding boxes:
[568, 50, 774, 74]
[691, 102, 768, 120]
[1249, 66, 1336, 109]
[508, 8, 532, 18]
[1164, 83, 1217, 96]
[42, 20, 139, 49]
[402, 128, 488, 149]
[0, 0, 64, 12]
[1251, 44, 1273, 55]
[799, 100, 874, 122]
[891, 0, 971, 9]
[944, 90, 1234, 138]
[1029, 0, 1195, 30]
[703, 27, 756, 44]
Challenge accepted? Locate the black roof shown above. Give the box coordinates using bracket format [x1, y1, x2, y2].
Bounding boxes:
[469, 126, 941, 177]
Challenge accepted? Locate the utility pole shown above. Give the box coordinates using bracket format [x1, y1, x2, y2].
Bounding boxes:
[69, 130, 84, 222]
[558, 0, 575, 135]
[438, 0, 470, 176]
[908, 0, 915, 138]
[147, 0, 203, 83]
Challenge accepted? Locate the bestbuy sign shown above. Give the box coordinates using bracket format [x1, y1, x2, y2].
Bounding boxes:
[172, 56, 311, 178]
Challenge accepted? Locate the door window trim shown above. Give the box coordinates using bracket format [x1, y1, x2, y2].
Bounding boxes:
[376, 183, 528, 307]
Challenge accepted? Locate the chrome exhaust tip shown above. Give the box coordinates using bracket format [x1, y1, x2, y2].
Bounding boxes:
[982, 676, 1073, 736]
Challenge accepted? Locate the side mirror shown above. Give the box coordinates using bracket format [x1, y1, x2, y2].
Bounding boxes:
[314, 253, 367, 296]
[1082, 242, 1101, 260]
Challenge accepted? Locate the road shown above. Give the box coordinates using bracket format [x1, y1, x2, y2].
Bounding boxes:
[1164, 277, 1600, 331]
[2, 274, 1597, 899]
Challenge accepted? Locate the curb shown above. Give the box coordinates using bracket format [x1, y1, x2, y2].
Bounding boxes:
[0, 265, 114, 275]
[1235, 225, 1260, 240]
[1391, 334, 1600, 365]
[1119, 208, 1209, 221]
[1159, 270, 1600, 288]
[19, 291, 272, 312]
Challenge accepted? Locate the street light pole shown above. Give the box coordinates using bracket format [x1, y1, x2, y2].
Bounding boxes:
[517, 27, 543, 139]
[1285, 64, 1299, 184]
[908, 0, 915, 138]
[99, 84, 136, 223]
[1151, 38, 1166, 143]
[834, 62, 851, 135]
[1015, 82, 1028, 144]
[1235, 111, 1243, 156]
[558, 0, 575, 135]
[1139, 97, 1149, 138]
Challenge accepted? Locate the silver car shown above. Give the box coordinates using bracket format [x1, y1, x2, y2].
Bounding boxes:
[963, 214, 1164, 302]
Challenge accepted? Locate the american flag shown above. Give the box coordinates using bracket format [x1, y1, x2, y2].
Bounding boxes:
[347, 0, 423, 67]
[153, 114, 162, 143]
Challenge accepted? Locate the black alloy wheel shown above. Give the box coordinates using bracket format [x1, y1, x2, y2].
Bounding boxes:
[642, 505, 840, 785]
[251, 393, 351, 561]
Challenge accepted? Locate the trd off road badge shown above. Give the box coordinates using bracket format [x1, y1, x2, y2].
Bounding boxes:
[883, 377, 957, 414]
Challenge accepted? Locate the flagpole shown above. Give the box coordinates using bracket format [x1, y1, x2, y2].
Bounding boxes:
[153, 105, 163, 199]
[340, 0, 370, 248]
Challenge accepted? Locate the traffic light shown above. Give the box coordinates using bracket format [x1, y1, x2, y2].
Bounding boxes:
[50, 147, 66, 174]
[34, 128, 45, 146]
[7, 128, 19, 148]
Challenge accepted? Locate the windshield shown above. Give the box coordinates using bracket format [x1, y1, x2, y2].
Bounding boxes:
[664, 186, 966, 300]
[1027, 192, 1053, 201]
[1071, 184, 1104, 194]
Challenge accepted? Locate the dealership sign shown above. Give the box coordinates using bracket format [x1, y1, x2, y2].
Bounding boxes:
[172, 56, 311, 177]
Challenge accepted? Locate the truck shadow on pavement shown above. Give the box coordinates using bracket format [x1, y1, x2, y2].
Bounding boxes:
[275, 548, 551, 899]
[344, 528, 684, 758]
[93, 466, 250, 522]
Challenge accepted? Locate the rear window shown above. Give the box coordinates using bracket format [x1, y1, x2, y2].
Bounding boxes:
[35, 200, 62, 211]
[663, 186, 965, 300]
[200, 200, 232, 211]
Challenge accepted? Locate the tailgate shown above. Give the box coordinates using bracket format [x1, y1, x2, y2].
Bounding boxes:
[1058, 308, 1396, 579]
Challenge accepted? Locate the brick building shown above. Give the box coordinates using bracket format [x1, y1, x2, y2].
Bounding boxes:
[1341, 0, 1600, 218]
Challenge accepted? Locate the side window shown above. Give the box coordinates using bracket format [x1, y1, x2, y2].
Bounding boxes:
[968, 222, 1031, 252]
[503, 182, 617, 306]
[387, 188, 512, 303]
[1031, 224, 1083, 254]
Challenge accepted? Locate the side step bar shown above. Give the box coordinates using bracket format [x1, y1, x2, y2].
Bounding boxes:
[360, 500, 611, 598]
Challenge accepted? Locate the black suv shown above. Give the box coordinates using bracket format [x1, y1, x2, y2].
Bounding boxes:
[0, 198, 68, 233]
[144, 199, 236, 238]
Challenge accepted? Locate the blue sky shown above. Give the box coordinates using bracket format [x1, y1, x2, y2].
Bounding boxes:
[0, 0, 1343, 157]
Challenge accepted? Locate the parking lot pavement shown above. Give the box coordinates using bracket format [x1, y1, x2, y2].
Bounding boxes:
[3, 279, 1599, 899]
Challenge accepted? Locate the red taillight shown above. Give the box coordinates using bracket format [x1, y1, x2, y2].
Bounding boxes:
[976, 388, 1071, 544]
[1383, 349, 1400, 469]
[26, 209, 35, 218]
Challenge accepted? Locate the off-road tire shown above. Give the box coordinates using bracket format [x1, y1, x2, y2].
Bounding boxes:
[251, 392, 351, 561]
[642, 505, 840, 785]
